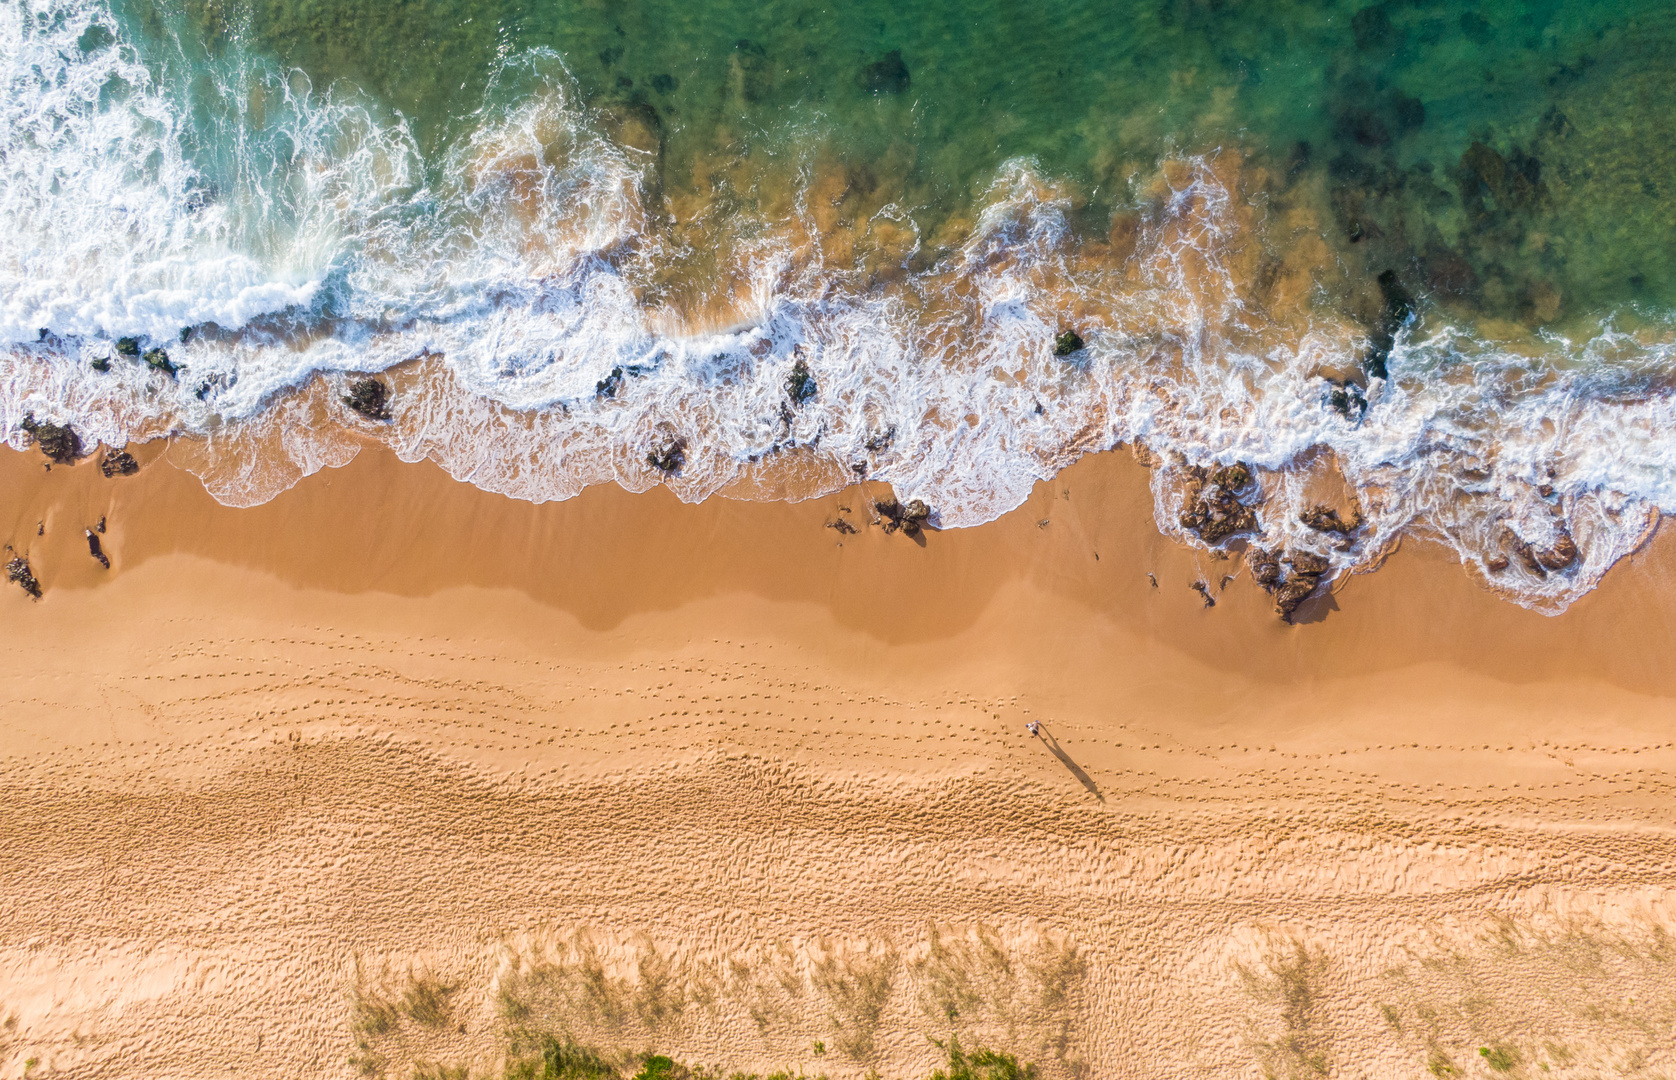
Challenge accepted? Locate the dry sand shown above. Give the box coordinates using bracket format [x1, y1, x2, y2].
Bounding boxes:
[2, 440, 1675, 1079]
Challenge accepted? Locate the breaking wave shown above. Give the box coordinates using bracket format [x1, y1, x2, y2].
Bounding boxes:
[5, 0, 1676, 614]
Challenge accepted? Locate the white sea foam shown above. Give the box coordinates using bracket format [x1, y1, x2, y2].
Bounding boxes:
[5, 0, 1676, 613]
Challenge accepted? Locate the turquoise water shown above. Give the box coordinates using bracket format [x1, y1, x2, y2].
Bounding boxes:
[8, 0, 1676, 611]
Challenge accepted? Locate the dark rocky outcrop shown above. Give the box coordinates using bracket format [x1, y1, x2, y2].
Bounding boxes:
[1178, 463, 1258, 544]
[343, 377, 392, 421]
[1054, 330, 1086, 357]
[115, 337, 141, 358]
[1363, 269, 1414, 380]
[1271, 550, 1332, 621]
[144, 347, 177, 377]
[1299, 502, 1362, 534]
[1502, 526, 1577, 577]
[859, 50, 910, 93]
[90, 355, 110, 372]
[1328, 380, 1368, 421]
[596, 368, 625, 398]
[86, 529, 109, 569]
[646, 437, 687, 475]
[20, 413, 82, 464]
[1190, 580, 1216, 608]
[100, 448, 140, 477]
[827, 516, 857, 535]
[876, 498, 932, 537]
[5, 556, 40, 599]
[1248, 548, 1282, 589]
[785, 356, 817, 405]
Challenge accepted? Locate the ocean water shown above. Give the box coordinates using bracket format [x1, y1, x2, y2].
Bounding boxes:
[6, 0, 1676, 610]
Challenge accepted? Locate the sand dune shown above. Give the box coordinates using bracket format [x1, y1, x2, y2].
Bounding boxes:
[2, 442, 1675, 1078]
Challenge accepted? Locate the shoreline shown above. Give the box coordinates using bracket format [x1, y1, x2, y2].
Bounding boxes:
[3, 441, 1676, 1078]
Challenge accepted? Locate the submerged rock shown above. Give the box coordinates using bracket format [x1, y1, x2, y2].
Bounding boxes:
[100, 448, 140, 477]
[86, 529, 109, 569]
[646, 437, 687, 475]
[343, 377, 393, 421]
[1054, 330, 1086, 357]
[785, 355, 817, 405]
[596, 367, 625, 398]
[5, 556, 40, 599]
[90, 355, 110, 373]
[20, 413, 82, 464]
[859, 50, 910, 93]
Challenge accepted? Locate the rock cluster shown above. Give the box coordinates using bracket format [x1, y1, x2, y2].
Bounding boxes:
[144, 347, 177, 377]
[20, 413, 82, 464]
[1054, 330, 1086, 357]
[876, 498, 932, 537]
[100, 449, 140, 477]
[5, 557, 40, 599]
[1178, 463, 1258, 544]
[1299, 502, 1362, 535]
[596, 368, 625, 398]
[343, 377, 393, 421]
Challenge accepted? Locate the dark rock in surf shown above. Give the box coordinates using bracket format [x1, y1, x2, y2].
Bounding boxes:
[144, 348, 177, 377]
[115, 337, 141, 358]
[1054, 330, 1086, 357]
[1501, 526, 1576, 577]
[20, 413, 82, 464]
[647, 437, 687, 475]
[1328, 381, 1367, 421]
[100, 448, 140, 477]
[1485, 555, 1510, 572]
[1363, 269, 1414, 381]
[786, 356, 817, 405]
[859, 50, 910, 94]
[343, 377, 392, 421]
[1299, 503, 1362, 535]
[90, 355, 111, 373]
[5, 556, 41, 599]
[86, 529, 109, 569]
[596, 367, 625, 398]
[1178, 463, 1259, 545]
[1190, 580, 1216, 608]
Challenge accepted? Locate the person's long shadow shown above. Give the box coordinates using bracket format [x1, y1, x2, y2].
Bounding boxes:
[1037, 728, 1104, 801]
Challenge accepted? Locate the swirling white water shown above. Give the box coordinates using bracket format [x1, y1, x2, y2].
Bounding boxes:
[5, 0, 1676, 613]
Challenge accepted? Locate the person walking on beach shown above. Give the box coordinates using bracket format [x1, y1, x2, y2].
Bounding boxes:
[1026, 720, 1040, 736]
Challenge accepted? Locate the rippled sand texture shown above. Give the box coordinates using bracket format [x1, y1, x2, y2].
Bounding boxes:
[3, 445, 1676, 1077]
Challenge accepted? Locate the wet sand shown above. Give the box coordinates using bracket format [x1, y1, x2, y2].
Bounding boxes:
[2, 440, 1675, 1079]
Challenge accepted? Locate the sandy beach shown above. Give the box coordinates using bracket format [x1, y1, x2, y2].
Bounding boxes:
[2, 440, 1676, 1079]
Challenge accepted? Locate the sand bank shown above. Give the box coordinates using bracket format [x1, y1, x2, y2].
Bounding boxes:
[2, 442, 1675, 1079]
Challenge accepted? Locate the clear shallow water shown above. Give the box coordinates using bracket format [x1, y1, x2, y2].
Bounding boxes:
[6, 0, 1676, 610]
